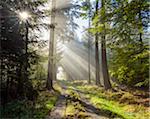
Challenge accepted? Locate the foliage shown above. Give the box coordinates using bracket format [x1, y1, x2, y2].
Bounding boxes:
[109, 39, 149, 87]
[33, 90, 58, 119]
[0, 90, 58, 119]
[1, 0, 48, 104]
[80, 0, 149, 88]
[107, 0, 149, 88]
[31, 54, 47, 79]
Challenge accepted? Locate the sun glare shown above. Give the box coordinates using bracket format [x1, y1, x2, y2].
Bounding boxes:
[19, 11, 30, 21]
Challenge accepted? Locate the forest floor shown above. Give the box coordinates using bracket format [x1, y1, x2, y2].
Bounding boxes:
[1, 80, 149, 119]
[47, 80, 150, 119]
[47, 82, 110, 119]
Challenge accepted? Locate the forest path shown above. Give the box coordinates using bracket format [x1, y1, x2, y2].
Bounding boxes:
[46, 81, 110, 119]
[46, 94, 67, 119]
[62, 86, 110, 119]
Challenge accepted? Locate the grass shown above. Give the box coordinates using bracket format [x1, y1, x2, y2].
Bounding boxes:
[65, 92, 90, 119]
[65, 102, 90, 119]
[0, 90, 58, 119]
[54, 81, 91, 119]
[57, 80, 149, 119]
[33, 90, 58, 118]
[76, 84, 150, 119]
[6, 79, 147, 119]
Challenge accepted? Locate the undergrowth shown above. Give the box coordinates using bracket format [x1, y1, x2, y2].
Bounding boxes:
[0, 90, 58, 119]
[76, 84, 150, 119]
[57, 80, 149, 119]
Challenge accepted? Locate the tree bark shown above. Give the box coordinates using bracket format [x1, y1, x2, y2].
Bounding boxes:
[101, 0, 111, 90]
[88, 37, 91, 84]
[25, 21, 29, 78]
[47, 0, 56, 90]
[95, 0, 101, 86]
[88, 0, 91, 84]
[101, 37, 111, 89]
[95, 35, 101, 85]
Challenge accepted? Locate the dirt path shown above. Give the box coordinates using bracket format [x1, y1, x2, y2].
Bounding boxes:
[67, 87, 110, 119]
[46, 94, 67, 119]
[46, 84, 110, 119]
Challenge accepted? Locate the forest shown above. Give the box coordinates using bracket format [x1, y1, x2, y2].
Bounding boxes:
[0, 0, 149, 119]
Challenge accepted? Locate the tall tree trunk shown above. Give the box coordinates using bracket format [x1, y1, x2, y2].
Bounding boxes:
[101, 0, 111, 90]
[88, 0, 91, 84]
[95, 0, 101, 86]
[95, 35, 101, 85]
[88, 36, 91, 84]
[20, 20, 29, 95]
[101, 37, 111, 89]
[25, 21, 29, 79]
[47, 0, 56, 90]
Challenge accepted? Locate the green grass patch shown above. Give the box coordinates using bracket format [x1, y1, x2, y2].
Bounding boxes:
[76, 84, 150, 119]
[1, 90, 58, 119]
[33, 90, 58, 118]
[56, 80, 149, 119]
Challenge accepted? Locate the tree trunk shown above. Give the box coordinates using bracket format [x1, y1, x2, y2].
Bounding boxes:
[95, 35, 101, 85]
[47, 60, 53, 90]
[47, 0, 56, 90]
[95, 0, 101, 86]
[25, 21, 29, 79]
[101, 37, 111, 89]
[101, 0, 111, 90]
[88, 0, 91, 84]
[88, 38, 91, 84]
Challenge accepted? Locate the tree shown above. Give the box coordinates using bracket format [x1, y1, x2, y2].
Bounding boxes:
[81, 0, 111, 87]
[100, 0, 111, 89]
[108, 0, 149, 88]
[47, 0, 56, 90]
[87, 0, 92, 84]
[1, 4, 26, 103]
[94, 0, 101, 86]
[91, 0, 111, 88]
[47, 1, 80, 89]
[1, 0, 48, 104]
